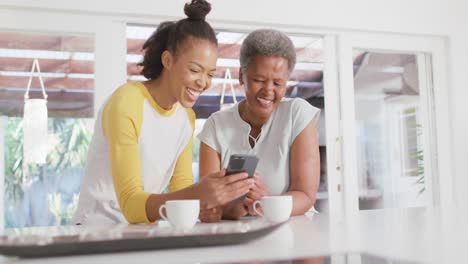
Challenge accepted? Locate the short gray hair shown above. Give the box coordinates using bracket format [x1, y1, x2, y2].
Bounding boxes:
[240, 29, 296, 74]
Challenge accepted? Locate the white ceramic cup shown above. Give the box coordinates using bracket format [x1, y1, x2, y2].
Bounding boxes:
[253, 195, 293, 222]
[158, 200, 200, 229]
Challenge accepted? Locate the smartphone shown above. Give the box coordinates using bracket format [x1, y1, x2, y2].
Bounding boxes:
[226, 154, 259, 177]
[225, 154, 259, 201]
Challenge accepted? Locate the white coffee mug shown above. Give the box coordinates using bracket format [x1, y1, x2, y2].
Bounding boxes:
[158, 200, 200, 229]
[253, 195, 292, 222]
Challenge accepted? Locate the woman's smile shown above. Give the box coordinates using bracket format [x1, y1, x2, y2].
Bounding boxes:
[256, 96, 274, 107]
[186, 87, 202, 102]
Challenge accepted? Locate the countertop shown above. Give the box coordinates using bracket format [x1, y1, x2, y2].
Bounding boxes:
[1, 207, 467, 263]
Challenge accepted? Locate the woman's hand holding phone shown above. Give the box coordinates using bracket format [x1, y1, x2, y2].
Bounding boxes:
[198, 155, 262, 221]
[221, 173, 269, 219]
[196, 169, 254, 210]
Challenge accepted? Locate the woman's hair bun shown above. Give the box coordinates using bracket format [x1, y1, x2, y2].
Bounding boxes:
[184, 0, 211, 20]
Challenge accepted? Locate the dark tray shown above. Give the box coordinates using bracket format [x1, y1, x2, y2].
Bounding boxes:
[0, 220, 284, 258]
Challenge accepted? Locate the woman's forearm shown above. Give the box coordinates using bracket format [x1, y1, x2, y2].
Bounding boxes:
[284, 190, 316, 216]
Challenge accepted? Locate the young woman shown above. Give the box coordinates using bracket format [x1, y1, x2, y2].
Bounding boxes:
[198, 29, 321, 222]
[73, 0, 254, 225]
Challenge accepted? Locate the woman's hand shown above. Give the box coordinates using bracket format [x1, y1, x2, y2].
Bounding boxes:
[242, 197, 257, 216]
[222, 201, 249, 220]
[246, 173, 269, 200]
[199, 206, 223, 223]
[196, 169, 254, 209]
[244, 173, 268, 215]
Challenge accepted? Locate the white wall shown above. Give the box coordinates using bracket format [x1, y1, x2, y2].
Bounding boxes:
[1, 0, 467, 204]
[0, 0, 462, 34]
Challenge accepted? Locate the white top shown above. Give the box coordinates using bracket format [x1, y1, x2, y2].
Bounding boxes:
[73, 82, 194, 225]
[198, 98, 320, 194]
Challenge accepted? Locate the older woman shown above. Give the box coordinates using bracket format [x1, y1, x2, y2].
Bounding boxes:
[198, 29, 321, 221]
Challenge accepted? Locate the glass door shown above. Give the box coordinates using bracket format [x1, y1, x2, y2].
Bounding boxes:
[337, 32, 452, 214]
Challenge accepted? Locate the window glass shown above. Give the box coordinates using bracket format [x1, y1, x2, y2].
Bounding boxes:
[352, 51, 427, 209]
[1, 31, 95, 227]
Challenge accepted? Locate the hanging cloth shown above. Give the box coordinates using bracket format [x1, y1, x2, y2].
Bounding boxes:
[219, 68, 237, 110]
[23, 59, 48, 164]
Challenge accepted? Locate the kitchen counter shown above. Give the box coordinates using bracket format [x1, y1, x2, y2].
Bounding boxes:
[1, 207, 467, 263]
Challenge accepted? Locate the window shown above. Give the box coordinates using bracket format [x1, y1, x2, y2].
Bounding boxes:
[400, 106, 421, 177]
[1, 31, 95, 227]
[352, 51, 427, 209]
